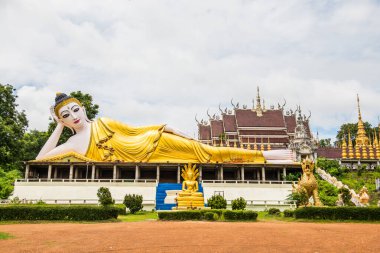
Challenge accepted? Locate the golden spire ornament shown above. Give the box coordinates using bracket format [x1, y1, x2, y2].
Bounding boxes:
[260, 137, 264, 151]
[362, 144, 368, 159]
[356, 94, 369, 146]
[267, 137, 271, 151]
[234, 140, 237, 148]
[375, 130, 380, 159]
[341, 136, 347, 159]
[254, 137, 258, 151]
[355, 142, 361, 159]
[247, 137, 251, 150]
[369, 138, 375, 159]
[348, 132, 354, 159]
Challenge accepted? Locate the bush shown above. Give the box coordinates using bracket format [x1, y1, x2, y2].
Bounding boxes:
[97, 187, 115, 206]
[231, 197, 247, 210]
[0, 205, 118, 221]
[207, 195, 227, 209]
[268, 208, 281, 216]
[114, 204, 127, 215]
[158, 211, 203, 221]
[283, 209, 294, 217]
[123, 194, 143, 214]
[288, 191, 308, 207]
[223, 210, 258, 221]
[339, 188, 353, 206]
[294, 207, 380, 221]
[204, 212, 217, 221]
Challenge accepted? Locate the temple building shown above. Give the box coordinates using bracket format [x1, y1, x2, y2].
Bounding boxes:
[197, 87, 317, 159]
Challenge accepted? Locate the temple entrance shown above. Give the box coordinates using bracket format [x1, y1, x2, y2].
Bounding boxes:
[159, 167, 177, 183]
[202, 168, 218, 180]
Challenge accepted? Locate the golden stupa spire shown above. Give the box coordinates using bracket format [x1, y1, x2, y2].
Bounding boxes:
[341, 135, 347, 159]
[267, 137, 271, 151]
[362, 144, 368, 159]
[355, 141, 361, 159]
[247, 137, 251, 150]
[254, 137, 258, 150]
[374, 129, 380, 159]
[260, 137, 264, 151]
[356, 94, 369, 147]
[369, 136, 375, 159]
[348, 132, 354, 159]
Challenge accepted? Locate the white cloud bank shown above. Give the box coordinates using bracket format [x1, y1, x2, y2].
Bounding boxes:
[1, 0, 380, 140]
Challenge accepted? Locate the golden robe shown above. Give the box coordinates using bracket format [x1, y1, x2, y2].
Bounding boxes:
[85, 118, 265, 163]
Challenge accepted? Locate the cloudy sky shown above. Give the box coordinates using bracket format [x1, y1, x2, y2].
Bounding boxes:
[1, 0, 379, 140]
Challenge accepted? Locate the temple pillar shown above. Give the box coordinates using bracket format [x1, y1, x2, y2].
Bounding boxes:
[277, 169, 281, 181]
[261, 166, 266, 181]
[241, 166, 245, 181]
[135, 165, 139, 180]
[283, 167, 287, 180]
[47, 164, 52, 180]
[199, 166, 203, 182]
[25, 164, 29, 179]
[156, 165, 160, 182]
[256, 168, 260, 181]
[95, 166, 99, 179]
[220, 166, 224, 181]
[54, 167, 57, 179]
[113, 164, 117, 180]
[69, 164, 74, 181]
[91, 165, 95, 181]
[177, 165, 181, 183]
[74, 167, 79, 179]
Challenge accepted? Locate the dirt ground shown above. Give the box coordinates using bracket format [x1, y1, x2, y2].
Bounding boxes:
[1, 221, 380, 253]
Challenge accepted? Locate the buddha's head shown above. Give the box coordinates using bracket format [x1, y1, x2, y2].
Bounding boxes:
[54, 93, 90, 130]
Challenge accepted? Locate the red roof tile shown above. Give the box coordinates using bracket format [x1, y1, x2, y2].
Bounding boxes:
[210, 120, 224, 138]
[317, 147, 342, 159]
[284, 115, 296, 133]
[222, 114, 237, 132]
[235, 109, 286, 128]
[199, 125, 211, 140]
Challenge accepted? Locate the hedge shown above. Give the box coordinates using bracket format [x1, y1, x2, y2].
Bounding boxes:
[283, 209, 294, 218]
[223, 210, 258, 221]
[294, 207, 380, 221]
[0, 205, 119, 221]
[158, 210, 257, 221]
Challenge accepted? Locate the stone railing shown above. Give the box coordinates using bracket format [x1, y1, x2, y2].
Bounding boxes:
[316, 167, 363, 207]
[1, 198, 156, 205]
[202, 180, 296, 185]
[16, 179, 157, 184]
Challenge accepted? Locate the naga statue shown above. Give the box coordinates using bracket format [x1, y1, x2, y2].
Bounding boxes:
[292, 158, 323, 207]
[36, 93, 294, 164]
[174, 163, 205, 209]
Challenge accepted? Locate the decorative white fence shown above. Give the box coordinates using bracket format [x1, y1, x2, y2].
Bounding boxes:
[202, 180, 296, 184]
[16, 179, 157, 184]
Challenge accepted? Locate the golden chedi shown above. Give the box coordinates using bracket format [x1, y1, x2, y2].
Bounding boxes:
[174, 163, 205, 209]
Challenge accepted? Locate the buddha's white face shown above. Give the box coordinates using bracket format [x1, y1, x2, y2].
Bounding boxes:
[58, 102, 86, 129]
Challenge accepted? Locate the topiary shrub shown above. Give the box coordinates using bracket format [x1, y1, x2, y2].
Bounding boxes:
[97, 187, 115, 206]
[294, 207, 380, 221]
[204, 212, 217, 221]
[268, 208, 281, 216]
[207, 195, 227, 209]
[123, 194, 143, 214]
[223, 210, 258, 221]
[283, 209, 294, 218]
[158, 211, 203, 220]
[288, 191, 308, 207]
[231, 197, 247, 210]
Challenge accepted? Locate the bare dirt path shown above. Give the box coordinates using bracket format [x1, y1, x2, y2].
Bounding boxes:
[1, 221, 379, 253]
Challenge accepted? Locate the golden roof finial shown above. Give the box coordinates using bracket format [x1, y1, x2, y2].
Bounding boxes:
[341, 134, 347, 159]
[267, 137, 271, 151]
[374, 129, 380, 159]
[247, 137, 251, 150]
[355, 94, 369, 147]
[260, 137, 264, 151]
[348, 132, 354, 159]
[254, 137, 258, 150]
[369, 136, 375, 159]
[357, 94, 362, 120]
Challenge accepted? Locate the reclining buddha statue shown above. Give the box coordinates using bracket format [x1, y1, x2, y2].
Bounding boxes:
[36, 93, 294, 163]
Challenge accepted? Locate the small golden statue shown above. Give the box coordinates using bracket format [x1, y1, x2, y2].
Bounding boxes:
[174, 163, 206, 209]
[359, 186, 370, 205]
[292, 158, 323, 207]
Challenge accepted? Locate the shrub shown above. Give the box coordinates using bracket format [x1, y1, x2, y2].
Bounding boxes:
[114, 204, 127, 215]
[283, 209, 294, 217]
[35, 200, 46, 205]
[294, 207, 380, 221]
[158, 211, 203, 221]
[268, 208, 281, 216]
[223, 210, 258, 221]
[123, 194, 143, 214]
[288, 191, 308, 207]
[231, 197, 247, 210]
[97, 187, 115, 206]
[204, 212, 217, 221]
[0, 205, 118, 221]
[339, 188, 353, 206]
[207, 195, 227, 209]
[285, 172, 301, 182]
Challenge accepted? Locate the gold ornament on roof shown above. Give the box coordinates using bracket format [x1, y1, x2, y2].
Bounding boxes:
[356, 94, 369, 147]
[348, 132, 354, 159]
[341, 136, 347, 159]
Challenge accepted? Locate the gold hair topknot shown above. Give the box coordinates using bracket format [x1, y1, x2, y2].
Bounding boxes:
[54, 97, 82, 118]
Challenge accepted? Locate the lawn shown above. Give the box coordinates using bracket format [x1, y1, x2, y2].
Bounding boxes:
[118, 211, 158, 222]
[0, 232, 13, 240]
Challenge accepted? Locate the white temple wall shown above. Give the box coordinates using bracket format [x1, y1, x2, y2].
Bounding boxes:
[12, 182, 156, 210]
[202, 183, 292, 202]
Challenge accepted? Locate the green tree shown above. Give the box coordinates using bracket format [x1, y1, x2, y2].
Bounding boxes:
[0, 84, 28, 171]
[318, 138, 332, 147]
[97, 187, 115, 206]
[336, 122, 377, 146]
[207, 195, 227, 209]
[123, 194, 143, 214]
[47, 91, 99, 145]
[21, 130, 49, 161]
[0, 168, 21, 199]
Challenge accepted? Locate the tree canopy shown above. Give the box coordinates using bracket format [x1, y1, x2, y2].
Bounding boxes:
[336, 122, 378, 146]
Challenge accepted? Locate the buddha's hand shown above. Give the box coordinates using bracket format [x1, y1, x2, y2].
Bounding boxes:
[50, 106, 64, 127]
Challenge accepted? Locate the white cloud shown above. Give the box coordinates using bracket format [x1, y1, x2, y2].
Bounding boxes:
[1, 0, 379, 140]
